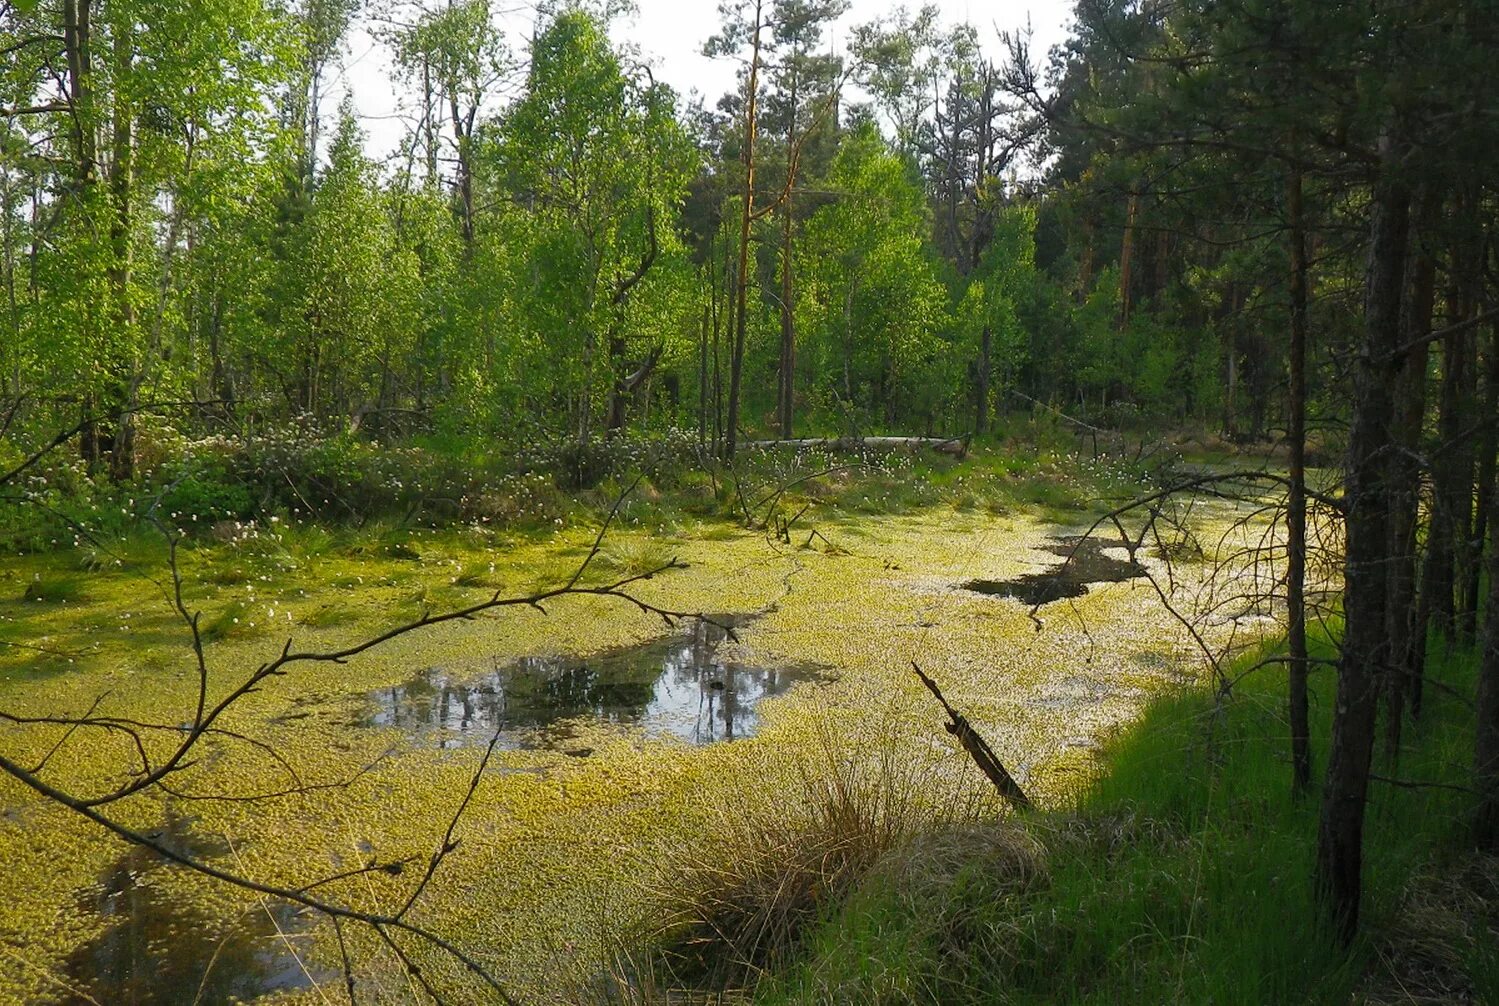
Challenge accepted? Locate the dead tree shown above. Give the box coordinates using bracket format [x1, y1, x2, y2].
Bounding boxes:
[912, 662, 1032, 811]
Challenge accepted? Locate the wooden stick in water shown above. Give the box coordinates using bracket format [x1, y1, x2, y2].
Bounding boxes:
[912, 661, 1033, 811]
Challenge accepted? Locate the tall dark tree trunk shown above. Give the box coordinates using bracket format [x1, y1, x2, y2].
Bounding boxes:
[1078, 219, 1094, 298]
[776, 62, 798, 441]
[698, 297, 710, 450]
[3, 177, 22, 397]
[208, 294, 233, 414]
[1449, 200, 1483, 642]
[63, 0, 94, 184]
[937, 77, 962, 269]
[64, 0, 100, 468]
[968, 65, 998, 269]
[605, 333, 627, 435]
[1417, 194, 1481, 663]
[842, 276, 856, 412]
[1468, 316, 1499, 628]
[1427, 300, 1468, 636]
[777, 205, 796, 438]
[715, 240, 728, 448]
[1316, 147, 1409, 941]
[1475, 468, 1499, 848]
[1223, 284, 1241, 440]
[449, 99, 475, 252]
[106, 17, 136, 481]
[1286, 165, 1311, 793]
[1119, 189, 1139, 327]
[724, 0, 763, 461]
[605, 340, 660, 435]
[421, 57, 438, 185]
[1384, 189, 1438, 758]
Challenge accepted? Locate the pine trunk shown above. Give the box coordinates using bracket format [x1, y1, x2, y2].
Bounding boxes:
[1286, 166, 1311, 793]
[1476, 477, 1499, 848]
[724, 1, 762, 461]
[1316, 150, 1409, 941]
[1384, 191, 1437, 757]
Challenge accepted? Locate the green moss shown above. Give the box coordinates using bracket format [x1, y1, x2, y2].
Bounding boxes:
[0, 500, 1238, 1002]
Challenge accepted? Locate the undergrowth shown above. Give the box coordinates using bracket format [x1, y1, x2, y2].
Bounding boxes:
[0, 417, 1159, 558]
[603, 633, 1497, 1006]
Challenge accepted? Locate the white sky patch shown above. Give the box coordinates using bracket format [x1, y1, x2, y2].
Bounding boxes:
[334, 0, 1074, 166]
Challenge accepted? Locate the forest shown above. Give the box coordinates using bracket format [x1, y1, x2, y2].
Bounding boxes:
[0, 0, 1497, 1003]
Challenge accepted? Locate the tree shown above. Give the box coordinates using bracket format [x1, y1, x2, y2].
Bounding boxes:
[0, 0, 291, 470]
[961, 203, 1036, 434]
[797, 121, 948, 430]
[1005, 0, 1499, 937]
[763, 0, 847, 439]
[279, 106, 423, 421]
[706, 0, 768, 459]
[849, 3, 944, 154]
[389, 0, 509, 249]
[496, 8, 697, 448]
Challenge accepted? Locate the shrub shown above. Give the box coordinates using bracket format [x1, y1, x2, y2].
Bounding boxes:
[156, 468, 254, 524]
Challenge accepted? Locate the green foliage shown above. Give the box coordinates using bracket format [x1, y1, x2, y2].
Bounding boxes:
[758, 636, 1492, 1006]
[490, 8, 699, 440]
[798, 121, 949, 432]
[271, 107, 426, 418]
[157, 468, 255, 525]
[0, 0, 1305, 478]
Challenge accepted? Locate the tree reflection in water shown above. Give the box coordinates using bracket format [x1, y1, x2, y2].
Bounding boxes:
[368, 615, 826, 748]
[62, 810, 321, 1004]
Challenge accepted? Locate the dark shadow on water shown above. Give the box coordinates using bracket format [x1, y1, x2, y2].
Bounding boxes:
[963, 534, 1147, 606]
[367, 614, 826, 748]
[60, 810, 322, 1005]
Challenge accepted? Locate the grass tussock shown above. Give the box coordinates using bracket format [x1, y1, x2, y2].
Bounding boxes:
[19, 572, 88, 603]
[599, 537, 677, 578]
[605, 735, 1000, 1001]
[199, 598, 254, 642]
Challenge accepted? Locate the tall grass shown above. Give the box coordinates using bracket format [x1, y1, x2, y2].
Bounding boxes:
[740, 632, 1493, 1005]
[582, 730, 1009, 1004]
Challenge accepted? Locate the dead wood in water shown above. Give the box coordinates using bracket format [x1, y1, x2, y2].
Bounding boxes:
[912, 662, 1033, 811]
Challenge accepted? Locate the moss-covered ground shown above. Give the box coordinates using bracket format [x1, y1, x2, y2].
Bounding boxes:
[0, 470, 1245, 1003]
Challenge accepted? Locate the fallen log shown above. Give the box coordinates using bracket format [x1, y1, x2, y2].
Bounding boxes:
[912, 662, 1033, 811]
[741, 436, 968, 457]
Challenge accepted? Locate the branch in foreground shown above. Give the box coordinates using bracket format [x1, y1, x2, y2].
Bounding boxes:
[0, 482, 714, 1002]
[1032, 469, 1345, 697]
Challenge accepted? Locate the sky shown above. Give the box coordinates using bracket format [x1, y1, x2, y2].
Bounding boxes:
[337, 0, 1076, 163]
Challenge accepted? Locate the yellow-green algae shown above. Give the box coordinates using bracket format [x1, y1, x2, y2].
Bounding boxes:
[0, 506, 1259, 1003]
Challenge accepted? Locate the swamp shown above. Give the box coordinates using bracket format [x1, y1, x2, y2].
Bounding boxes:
[3, 0, 1499, 1002]
[1, 500, 1233, 1001]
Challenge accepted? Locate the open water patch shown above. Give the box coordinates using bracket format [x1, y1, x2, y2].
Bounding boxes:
[366, 614, 826, 748]
[963, 533, 1147, 606]
[60, 813, 323, 1005]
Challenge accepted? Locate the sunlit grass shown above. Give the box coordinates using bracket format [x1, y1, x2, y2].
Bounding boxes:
[754, 628, 1491, 1005]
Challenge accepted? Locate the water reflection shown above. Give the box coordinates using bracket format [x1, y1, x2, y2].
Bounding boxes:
[60, 811, 320, 1005]
[368, 615, 825, 748]
[963, 534, 1147, 605]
